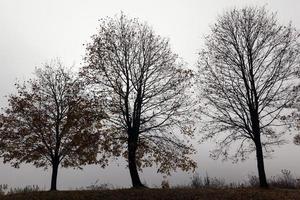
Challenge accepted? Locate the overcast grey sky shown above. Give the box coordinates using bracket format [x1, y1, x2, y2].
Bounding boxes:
[0, 0, 299, 189]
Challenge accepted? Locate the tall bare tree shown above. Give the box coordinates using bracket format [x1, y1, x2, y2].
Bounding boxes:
[0, 61, 106, 191]
[81, 14, 196, 188]
[197, 7, 300, 188]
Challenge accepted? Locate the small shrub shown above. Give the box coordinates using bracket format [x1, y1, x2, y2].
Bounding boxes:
[85, 180, 113, 191]
[189, 172, 226, 189]
[228, 182, 244, 188]
[269, 169, 298, 189]
[247, 174, 260, 187]
[209, 177, 226, 188]
[7, 185, 39, 194]
[191, 173, 203, 188]
[161, 176, 170, 189]
[203, 173, 210, 187]
[247, 169, 300, 189]
[0, 184, 8, 195]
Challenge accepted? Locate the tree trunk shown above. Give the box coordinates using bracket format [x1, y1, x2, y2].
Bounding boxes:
[128, 134, 145, 188]
[50, 159, 59, 191]
[254, 136, 269, 188]
[251, 108, 268, 188]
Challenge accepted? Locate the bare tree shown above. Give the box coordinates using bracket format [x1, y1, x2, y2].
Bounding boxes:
[81, 14, 196, 188]
[197, 7, 300, 188]
[0, 61, 106, 191]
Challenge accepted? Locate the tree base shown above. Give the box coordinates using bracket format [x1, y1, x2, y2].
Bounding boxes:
[131, 184, 148, 189]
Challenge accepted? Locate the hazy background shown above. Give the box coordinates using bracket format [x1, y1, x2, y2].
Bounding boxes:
[0, 0, 299, 189]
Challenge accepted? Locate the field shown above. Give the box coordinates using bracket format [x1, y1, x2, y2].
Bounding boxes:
[1, 188, 300, 200]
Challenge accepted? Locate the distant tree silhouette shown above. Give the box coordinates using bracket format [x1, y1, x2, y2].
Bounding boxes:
[0, 61, 106, 191]
[294, 134, 300, 145]
[197, 7, 300, 188]
[81, 14, 196, 188]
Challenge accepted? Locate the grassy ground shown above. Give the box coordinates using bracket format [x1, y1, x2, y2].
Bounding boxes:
[1, 188, 300, 200]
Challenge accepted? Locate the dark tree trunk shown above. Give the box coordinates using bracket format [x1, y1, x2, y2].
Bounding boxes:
[128, 134, 145, 188]
[251, 108, 268, 188]
[50, 158, 59, 191]
[254, 137, 269, 188]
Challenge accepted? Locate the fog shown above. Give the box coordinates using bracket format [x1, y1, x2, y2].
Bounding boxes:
[0, 0, 299, 189]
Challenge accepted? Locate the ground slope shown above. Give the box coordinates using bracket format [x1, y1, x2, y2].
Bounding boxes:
[1, 188, 300, 200]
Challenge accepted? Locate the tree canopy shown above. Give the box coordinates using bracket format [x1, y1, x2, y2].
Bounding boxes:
[0, 61, 107, 190]
[197, 6, 300, 187]
[81, 14, 196, 187]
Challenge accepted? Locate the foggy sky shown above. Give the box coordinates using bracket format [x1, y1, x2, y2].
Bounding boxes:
[0, 0, 299, 189]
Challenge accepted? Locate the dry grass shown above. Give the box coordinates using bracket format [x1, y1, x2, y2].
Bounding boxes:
[1, 188, 300, 200]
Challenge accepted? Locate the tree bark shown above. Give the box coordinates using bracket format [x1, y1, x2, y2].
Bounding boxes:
[254, 137, 268, 188]
[50, 158, 59, 191]
[128, 134, 145, 188]
[250, 107, 268, 188]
